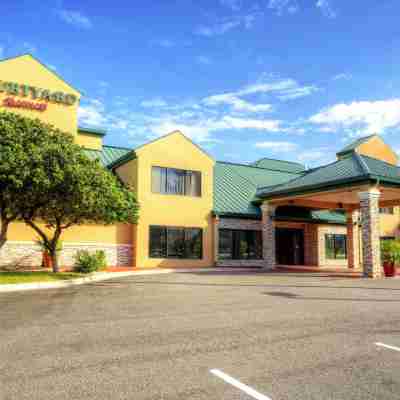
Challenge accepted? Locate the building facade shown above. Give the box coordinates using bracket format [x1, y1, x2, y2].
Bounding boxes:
[1, 54, 400, 271]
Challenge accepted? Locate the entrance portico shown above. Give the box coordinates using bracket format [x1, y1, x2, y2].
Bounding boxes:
[257, 145, 400, 278]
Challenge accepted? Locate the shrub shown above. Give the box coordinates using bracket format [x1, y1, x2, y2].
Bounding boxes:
[73, 250, 107, 273]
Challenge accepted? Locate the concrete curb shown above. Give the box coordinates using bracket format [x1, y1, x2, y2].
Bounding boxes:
[0, 267, 262, 293]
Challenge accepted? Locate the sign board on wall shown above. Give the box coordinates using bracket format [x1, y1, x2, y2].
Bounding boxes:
[0, 81, 78, 112]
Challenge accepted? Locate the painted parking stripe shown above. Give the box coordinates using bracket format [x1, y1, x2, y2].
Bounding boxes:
[375, 342, 400, 352]
[210, 369, 272, 400]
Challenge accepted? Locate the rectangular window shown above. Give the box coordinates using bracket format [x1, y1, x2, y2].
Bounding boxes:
[151, 166, 201, 197]
[149, 226, 203, 259]
[218, 229, 262, 260]
[380, 207, 394, 214]
[325, 234, 347, 259]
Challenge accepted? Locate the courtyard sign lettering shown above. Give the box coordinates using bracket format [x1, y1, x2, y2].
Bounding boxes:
[0, 81, 77, 112]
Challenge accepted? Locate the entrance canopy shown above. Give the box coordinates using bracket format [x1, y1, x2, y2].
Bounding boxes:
[256, 136, 400, 279]
[256, 152, 400, 211]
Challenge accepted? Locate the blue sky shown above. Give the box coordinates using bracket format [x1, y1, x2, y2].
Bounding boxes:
[2, 0, 400, 167]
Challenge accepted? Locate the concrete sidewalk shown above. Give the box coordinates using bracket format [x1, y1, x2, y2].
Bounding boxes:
[0, 267, 261, 293]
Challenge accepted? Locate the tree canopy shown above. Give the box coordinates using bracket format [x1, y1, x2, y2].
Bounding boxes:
[0, 111, 139, 272]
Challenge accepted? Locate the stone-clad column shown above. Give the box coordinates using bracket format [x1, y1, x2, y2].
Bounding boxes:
[346, 210, 360, 269]
[214, 215, 220, 266]
[261, 202, 276, 270]
[358, 189, 382, 278]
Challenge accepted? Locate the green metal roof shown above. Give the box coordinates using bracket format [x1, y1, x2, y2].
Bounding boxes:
[336, 134, 376, 156]
[257, 153, 400, 200]
[78, 125, 107, 137]
[214, 161, 345, 224]
[251, 157, 306, 173]
[84, 145, 132, 167]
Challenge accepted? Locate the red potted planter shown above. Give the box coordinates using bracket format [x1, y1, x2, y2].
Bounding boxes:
[383, 261, 396, 277]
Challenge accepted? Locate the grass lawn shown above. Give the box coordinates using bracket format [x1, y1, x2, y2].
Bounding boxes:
[0, 272, 84, 285]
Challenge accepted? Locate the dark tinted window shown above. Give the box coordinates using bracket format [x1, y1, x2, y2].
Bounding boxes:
[149, 226, 202, 259]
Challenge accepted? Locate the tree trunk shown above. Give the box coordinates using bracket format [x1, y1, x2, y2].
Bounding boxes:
[50, 248, 59, 273]
[0, 219, 9, 251]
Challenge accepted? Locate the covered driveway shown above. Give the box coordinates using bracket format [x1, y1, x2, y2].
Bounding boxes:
[257, 152, 400, 278]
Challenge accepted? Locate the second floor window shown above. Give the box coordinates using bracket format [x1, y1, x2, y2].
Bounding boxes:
[152, 166, 201, 197]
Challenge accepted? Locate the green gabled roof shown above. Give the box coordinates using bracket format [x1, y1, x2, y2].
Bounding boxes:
[214, 162, 346, 224]
[251, 157, 306, 173]
[336, 134, 376, 156]
[257, 153, 400, 199]
[84, 145, 132, 167]
[214, 161, 304, 218]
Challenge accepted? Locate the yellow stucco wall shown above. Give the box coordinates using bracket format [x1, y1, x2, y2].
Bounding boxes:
[7, 221, 132, 245]
[356, 135, 398, 165]
[380, 207, 400, 237]
[0, 55, 80, 135]
[124, 131, 215, 268]
[75, 132, 103, 150]
[1, 55, 132, 251]
[115, 158, 138, 195]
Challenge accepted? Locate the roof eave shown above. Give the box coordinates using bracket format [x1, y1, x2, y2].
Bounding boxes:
[257, 176, 376, 201]
[108, 151, 136, 170]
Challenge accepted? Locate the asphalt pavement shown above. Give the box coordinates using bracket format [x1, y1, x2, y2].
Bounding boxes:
[1, 270, 400, 400]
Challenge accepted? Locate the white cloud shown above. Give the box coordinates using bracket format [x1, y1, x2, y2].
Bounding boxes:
[309, 99, 400, 135]
[238, 78, 318, 100]
[316, 0, 336, 18]
[204, 78, 318, 114]
[332, 73, 352, 81]
[148, 116, 282, 143]
[255, 141, 297, 152]
[78, 99, 106, 126]
[268, 0, 299, 15]
[58, 9, 93, 29]
[196, 55, 212, 65]
[0, 46, 4, 59]
[204, 93, 272, 113]
[140, 98, 168, 108]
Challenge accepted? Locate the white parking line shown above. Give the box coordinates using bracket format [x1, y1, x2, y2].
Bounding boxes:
[375, 342, 400, 352]
[210, 369, 272, 400]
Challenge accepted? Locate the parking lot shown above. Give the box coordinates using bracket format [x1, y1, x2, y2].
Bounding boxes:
[1, 270, 400, 400]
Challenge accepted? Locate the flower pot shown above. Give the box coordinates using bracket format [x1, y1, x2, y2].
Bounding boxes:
[383, 261, 396, 277]
[43, 252, 53, 269]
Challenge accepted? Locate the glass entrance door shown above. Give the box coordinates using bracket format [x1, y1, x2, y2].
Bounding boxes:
[276, 228, 305, 265]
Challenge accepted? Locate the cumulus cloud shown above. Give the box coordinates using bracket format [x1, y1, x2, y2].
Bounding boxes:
[78, 99, 106, 126]
[203, 78, 318, 115]
[309, 99, 400, 135]
[255, 141, 297, 152]
[316, 0, 336, 18]
[58, 9, 93, 29]
[148, 116, 282, 143]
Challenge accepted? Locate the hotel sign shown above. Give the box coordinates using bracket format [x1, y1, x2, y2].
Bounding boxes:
[0, 81, 78, 112]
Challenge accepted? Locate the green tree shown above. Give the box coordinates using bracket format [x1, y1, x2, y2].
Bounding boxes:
[0, 111, 53, 250]
[0, 110, 139, 272]
[23, 130, 139, 273]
